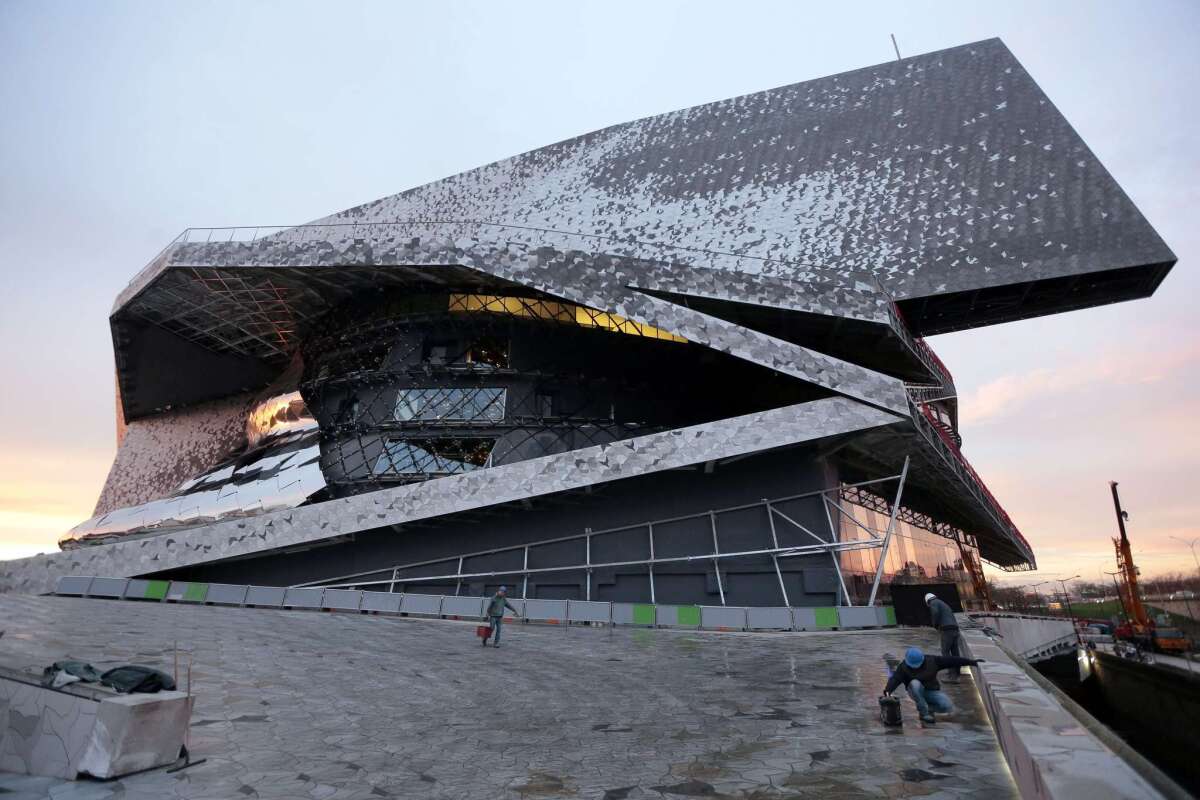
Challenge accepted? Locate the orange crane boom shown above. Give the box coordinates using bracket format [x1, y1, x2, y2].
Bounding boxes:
[1111, 481, 1150, 631]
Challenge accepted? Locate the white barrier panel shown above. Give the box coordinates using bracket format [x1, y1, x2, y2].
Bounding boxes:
[283, 587, 324, 608]
[322, 589, 362, 611]
[700, 606, 747, 630]
[442, 596, 485, 617]
[123, 579, 155, 600]
[245, 586, 286, 606]
[360, 591, 403, 613]
[837, 607, 879, 629]
[875, 607, 891, 627]
[401, 593, 443, 616]
[207, 584, 249, 605]
[502, 598, 526, 619]
[655, 605, 701, 628]
[791, 607, 819, 630]
[87, 577, 129, 598]
[55, 576, 93, 596]
[745, 607, 792, 630]
[567, 600, 611, 624]
[611, 603, 636, 625]
[522, 599, 568, 622]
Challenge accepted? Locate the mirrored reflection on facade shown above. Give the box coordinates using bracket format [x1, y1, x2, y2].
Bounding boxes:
[837, 490, 982, 608]
[60, 397, 326, 549]
[394, 388, 506, 423]
[246, 390, 313, 446]
[373, 438, 494, 477]
[303, 289, 817, 496]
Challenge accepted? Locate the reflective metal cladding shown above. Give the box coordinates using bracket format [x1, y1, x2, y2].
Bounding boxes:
[19, 38, 1175, 593]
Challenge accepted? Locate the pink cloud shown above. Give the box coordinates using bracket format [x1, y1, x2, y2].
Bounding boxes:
[959, 341, 1200, 426]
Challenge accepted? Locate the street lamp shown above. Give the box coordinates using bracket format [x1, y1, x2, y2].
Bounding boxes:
[1058, 575, 1080, 640]
[1030, 581, 1053, 616]
[1167, 536, 1198, 624]
[1105, 570, 1128, 626]
[1169, 536, 1200, 577]
[1057, 575, 1080, 618]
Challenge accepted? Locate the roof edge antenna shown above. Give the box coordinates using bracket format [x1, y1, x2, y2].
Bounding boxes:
[891, 34, 902, 61]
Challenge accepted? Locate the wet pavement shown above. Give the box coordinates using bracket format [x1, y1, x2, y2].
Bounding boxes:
[0, 595, 1017, 799]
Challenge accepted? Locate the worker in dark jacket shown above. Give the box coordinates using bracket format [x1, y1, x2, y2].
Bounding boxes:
[925, 592, 964, 680]
[883, 646, 983, 723]
[483, 586, 521, 647]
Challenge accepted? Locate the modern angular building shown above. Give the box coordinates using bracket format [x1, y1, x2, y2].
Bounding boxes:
[1, 39, 1175, 607]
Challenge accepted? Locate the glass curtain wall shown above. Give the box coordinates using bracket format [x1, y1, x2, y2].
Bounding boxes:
[838, 490, 981, 608]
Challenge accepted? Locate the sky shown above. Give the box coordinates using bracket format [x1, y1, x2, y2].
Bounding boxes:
[0, 0, 1197, 587]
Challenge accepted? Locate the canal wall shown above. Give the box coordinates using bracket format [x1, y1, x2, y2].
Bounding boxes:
[1082, 651, 1200, 792]
[960, 628, 1186, 800]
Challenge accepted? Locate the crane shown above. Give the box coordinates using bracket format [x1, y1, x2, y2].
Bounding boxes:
[1110, 481, 1150, 633]
[1110, 482, 1190, 654]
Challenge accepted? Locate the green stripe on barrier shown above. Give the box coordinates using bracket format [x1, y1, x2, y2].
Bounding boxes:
[677, 606, 700, 627]
[815, 607, 838, 628]
[183, 583, 208, 602]
[144, 580, 169, 600]
[633, 604, 655, 625]
[884, 606, 897, 625]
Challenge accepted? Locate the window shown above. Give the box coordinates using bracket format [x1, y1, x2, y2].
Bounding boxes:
[394, 388, 506, 422]
[465, 337, 510, 369]
[373, 438, 495, 476]
[422, 336, 510, 369]
[448, 293, 687, 343]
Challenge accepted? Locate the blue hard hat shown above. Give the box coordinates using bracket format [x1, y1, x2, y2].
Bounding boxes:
[904, 647, 925, 668]
[498, 586, 507, 592]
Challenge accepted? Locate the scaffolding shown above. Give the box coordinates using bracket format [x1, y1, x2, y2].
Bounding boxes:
[298, 459, 911, 608]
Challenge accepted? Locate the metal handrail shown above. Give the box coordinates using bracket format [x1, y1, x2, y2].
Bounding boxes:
[134, 218, 887, 287]
[290, 472, 907, 591]
[911, 401, 1032, 561]
[128, 219, 957, 391]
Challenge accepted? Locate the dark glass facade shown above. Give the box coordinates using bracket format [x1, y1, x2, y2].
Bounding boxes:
[300, 289, 823, 496]
[838, 491, 982, 608]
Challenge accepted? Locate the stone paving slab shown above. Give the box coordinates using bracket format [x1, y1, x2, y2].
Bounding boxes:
[0, 596, 1016, 799]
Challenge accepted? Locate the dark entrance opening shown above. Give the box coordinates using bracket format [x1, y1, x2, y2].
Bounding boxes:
[890, 583, 962, 626]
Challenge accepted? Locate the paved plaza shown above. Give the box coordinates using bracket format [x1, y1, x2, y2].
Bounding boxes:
[0, 595, 1016, 799]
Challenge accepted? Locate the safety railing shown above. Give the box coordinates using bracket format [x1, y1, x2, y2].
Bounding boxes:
[126, 220, 956, 392]
[52, 576, 898, 632]
[133, 219, 883, 287]
[911, 402, 1033, 565]
[889, 301, 955, 391]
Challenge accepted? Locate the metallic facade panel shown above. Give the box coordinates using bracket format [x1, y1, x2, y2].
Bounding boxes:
[0, 398, 901, 596]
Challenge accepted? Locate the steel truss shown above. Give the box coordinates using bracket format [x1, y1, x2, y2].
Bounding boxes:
[297, 460, 912, 608]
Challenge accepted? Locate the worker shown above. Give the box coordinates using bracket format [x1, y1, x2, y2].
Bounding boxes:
[925, 592, 964, 680]
[483, 586, 521, 647]
[882, 646, 984, 724]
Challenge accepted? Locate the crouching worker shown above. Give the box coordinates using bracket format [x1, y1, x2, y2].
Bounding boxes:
[882, 646, 983, 724]
[483, 586, 521, 647]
